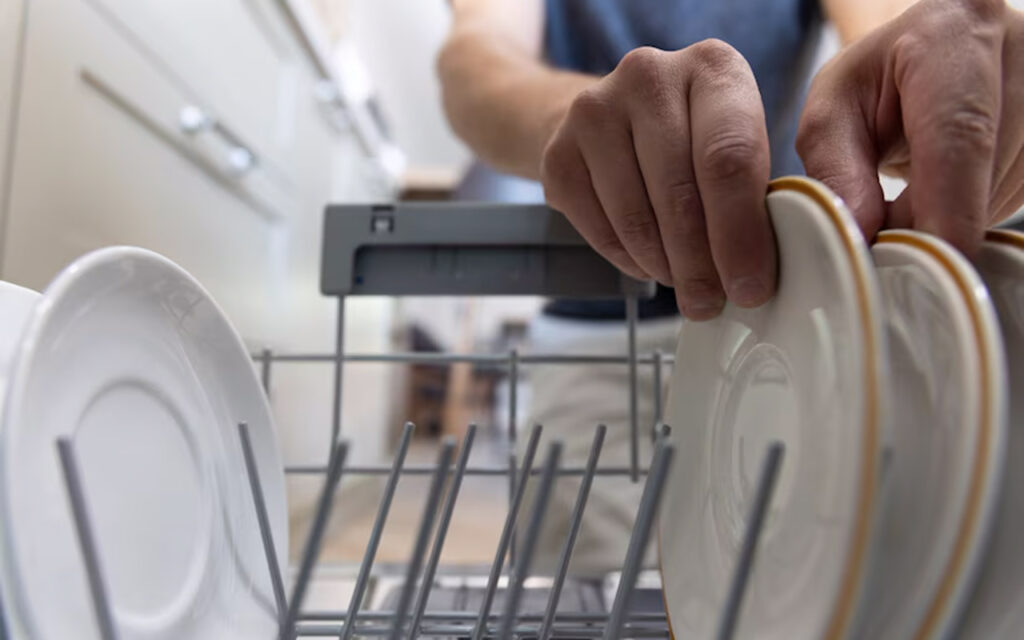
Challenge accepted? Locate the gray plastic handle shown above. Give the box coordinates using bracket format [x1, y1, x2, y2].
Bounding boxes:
[320, 203, 657, 298]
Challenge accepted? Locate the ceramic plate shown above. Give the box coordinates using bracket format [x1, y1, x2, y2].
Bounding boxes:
[858, 230, 1006, 639]
[659, 177, 887, 639]
[0, 247, 287, 639]
[957, 229, 1024, 637]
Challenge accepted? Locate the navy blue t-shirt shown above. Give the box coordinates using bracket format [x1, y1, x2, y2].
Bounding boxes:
[453, 1, 825, 319]
[538, 0, 823, 319]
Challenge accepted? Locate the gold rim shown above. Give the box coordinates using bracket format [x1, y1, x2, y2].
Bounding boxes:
[658, 176, 882, 640]
[985, 228, 1024, 251]
[875, 230, 995, 640]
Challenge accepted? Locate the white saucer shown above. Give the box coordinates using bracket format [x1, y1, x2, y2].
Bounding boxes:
[858, 230, 1007, 639]
[659, 177, 887, 639]
[957, 229, 1024, 637]
[0, 248, 287, 639]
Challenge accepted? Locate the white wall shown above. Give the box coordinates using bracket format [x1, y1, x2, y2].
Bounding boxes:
[343, 0, 470, 178]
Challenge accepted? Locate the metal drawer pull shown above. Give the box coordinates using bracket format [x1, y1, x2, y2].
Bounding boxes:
[178, 105, 212, 135]
[226, 146, 255, 176]
[179, 105, 258, 177]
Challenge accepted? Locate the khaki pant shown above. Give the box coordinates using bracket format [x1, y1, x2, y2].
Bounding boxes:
[517, 314, 681, 577]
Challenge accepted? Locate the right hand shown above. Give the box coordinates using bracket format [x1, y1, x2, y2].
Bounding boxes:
[540, 40, 776, 320]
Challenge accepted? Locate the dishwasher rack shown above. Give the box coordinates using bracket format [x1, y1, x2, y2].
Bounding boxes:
[39, 203, 787, 640]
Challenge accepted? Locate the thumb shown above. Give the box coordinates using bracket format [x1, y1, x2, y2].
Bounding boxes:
[797, 93, 886, 242]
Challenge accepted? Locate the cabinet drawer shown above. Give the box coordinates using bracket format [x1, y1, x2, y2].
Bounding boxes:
[81, 0, 307, 179]
[2, 0, 290, 344]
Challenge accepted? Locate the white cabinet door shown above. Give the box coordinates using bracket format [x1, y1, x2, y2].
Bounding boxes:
[2, 0, 292, 345]
[81, 0, 307, 180]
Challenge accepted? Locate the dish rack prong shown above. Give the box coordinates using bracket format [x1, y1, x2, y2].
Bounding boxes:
[37, 203, 792, 640]
[53, 411, 784, 640]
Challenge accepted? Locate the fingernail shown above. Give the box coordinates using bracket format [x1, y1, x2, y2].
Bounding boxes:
[728, 276, 770, 307]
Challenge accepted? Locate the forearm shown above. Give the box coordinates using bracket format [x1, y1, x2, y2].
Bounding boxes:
[438, 26, 596, 179]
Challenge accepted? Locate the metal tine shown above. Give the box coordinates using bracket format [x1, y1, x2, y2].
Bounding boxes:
[652, 349, 663, 443]
[329, 297, 346, 451]
[238, 423, 288, 627]
[626, 293, 640, 483]
[507, 349, 520, 572]
[261, 347, 273, 394]
[715, 442, 785, 640]
[470, 424, 544, 640]
[538, 426, 606, 640]
[387, 439, 456, 640]
[281, 440, 350, 640]
[498, 442, 563, 640]
[408, 425, 478, 638]
[56, 437, 120, 640]
[340, 423, 417, 640]
[602, 442, 676, 640]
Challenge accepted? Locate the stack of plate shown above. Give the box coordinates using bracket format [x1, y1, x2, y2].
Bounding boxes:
[0, 248, 286, 640]
[659, 176, 1023, 639]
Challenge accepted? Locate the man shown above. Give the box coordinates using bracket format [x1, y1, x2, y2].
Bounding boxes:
[438, 0, 1024, 574]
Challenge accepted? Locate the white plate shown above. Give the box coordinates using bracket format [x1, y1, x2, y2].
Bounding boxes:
[0, 247, 287, 640]
[958, 229, 1024, 638]
[659, 177, 887, 639]
[858, 230, 1006, 639]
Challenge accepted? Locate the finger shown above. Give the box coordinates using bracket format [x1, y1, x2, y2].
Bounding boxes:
[541, 131, 649, 280]
[897, 18, 1003, 255]
[686, 40, 775, 307]
[995, 183, 1024, 222]
[624, 52, 726, 319]
[571, 86, 674, 285]
[991, 145, 1024, 221]
[990, 25, 1024, 221]
[797, 76, 887, 241]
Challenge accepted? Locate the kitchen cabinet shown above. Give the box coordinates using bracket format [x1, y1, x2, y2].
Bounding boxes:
[0, 0, 401, 497]
[0, 0, 396, 348]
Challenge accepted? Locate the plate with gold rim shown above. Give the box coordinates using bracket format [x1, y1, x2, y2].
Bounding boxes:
[658, 176, 888, 639]
[956, 228, 1024, 638]
[857, 229, 1006, 640]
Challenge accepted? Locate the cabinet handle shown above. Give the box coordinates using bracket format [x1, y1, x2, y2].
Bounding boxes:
[226, 146, 256, 176]
[180, 104, 257, 177]
[179, 105, 212, 135]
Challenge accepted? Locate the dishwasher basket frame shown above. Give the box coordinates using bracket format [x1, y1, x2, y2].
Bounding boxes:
[40, 203, 786, 640]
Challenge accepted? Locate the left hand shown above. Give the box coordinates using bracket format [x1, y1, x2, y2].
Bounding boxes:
[797, 0, 1024, 255]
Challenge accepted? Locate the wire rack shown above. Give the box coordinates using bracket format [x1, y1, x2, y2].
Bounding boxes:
[32, 203, 788, 640]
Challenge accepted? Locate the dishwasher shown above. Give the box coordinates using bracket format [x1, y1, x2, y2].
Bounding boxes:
[40, 203, 786, 640]
[256, 202, 782, 640]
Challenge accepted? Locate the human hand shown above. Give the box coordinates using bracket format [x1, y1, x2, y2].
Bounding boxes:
[540, 41, 775, 320]
[798, 0, 1024, 254]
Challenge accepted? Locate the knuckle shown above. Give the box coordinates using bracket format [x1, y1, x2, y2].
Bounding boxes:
[700, 131, 762, 181]
[539, 140, 575, 199]
[567, 87, 614, 128]
[961, 0, 1004, 21]
[592, 231, 628, 260]
[665, 180, 704, 220]
[795, 103, 830, 159]
[615, 207, 661, 248]
[936, 104, 998, 152]
[687, 38, 744, 73]
[891, 33, 928, 73]
[617, 46, 666, 85]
